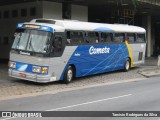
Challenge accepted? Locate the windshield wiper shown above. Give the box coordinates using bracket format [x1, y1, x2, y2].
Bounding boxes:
[28, 37, 35, 52]
[16, 33, 22, 49]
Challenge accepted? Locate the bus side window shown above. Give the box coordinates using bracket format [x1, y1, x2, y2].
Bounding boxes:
[84, 32, 89, 43]
[95, 32, 99, 43]
[127, 33, 135, 43]
[114, 33, 125, 43]
[75, 32, 83, 44]
[66, 31, 71, 44]
[87, 32, 99, 43]
[69, 31, 83, 44]
[136, 34, 145, 43]
[101, 33, 112, 43]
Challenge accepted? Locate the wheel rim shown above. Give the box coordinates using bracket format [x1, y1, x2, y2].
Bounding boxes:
[67, 69, 73, 82]
[125, 61, 130, 70]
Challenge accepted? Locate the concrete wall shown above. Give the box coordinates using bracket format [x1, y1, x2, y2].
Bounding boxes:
[0, 2, 42, 59]
[42, 1, 62, 19]
[71, 5, 88, 21]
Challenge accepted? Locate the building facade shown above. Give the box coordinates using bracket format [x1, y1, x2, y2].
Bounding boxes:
[0, 0, 160, 61]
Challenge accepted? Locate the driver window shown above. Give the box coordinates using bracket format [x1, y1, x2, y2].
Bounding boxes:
[53, 36, 62, 52]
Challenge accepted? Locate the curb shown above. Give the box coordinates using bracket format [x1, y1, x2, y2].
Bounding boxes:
[138, 67, 160, 78]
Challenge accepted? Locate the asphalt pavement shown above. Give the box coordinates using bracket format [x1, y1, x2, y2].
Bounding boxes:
[1, 77, 160, 111]
[0, 77, 160, 120]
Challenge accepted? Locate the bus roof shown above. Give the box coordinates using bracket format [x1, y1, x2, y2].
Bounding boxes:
[29, 19, 146, 33]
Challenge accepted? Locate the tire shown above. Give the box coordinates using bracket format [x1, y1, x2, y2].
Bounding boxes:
[64, 66, 73, 84]
[124, 60, 130, 72]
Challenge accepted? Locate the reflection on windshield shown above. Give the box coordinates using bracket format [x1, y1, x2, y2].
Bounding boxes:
[12, 29, 52, 54]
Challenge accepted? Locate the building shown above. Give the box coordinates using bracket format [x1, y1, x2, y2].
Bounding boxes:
[0, 0, 160, 62]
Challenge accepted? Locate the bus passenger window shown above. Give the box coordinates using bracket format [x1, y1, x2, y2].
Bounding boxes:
[70, 31, 83, 44]
[66, 31, 71, 44]
[127, 33, 135, 43]
[114, 33, 125, 43]
[87, 32, 98, 43]
[95, 32, 99, 43]
[101, 33, 112, 43]
[136, 34, 145, 43]
[96, 36, 99, 43]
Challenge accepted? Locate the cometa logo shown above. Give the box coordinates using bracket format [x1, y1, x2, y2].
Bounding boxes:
[89, 46, 110, 55]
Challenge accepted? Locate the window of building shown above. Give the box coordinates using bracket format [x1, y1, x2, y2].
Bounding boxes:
[3, 37, 9, 45]
[136, 34, 145, 43]
[30, 7, 36, 16]
[114, 33, 125, 43]
[12, 10, 18, 18]
[101, 33, 112, 43]
[4, 10, 9, 18]
[21, 8, 27, 17]
[127, 33, 135, 43]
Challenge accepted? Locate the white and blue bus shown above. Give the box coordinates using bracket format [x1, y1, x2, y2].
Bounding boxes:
[9, 19, 146, 83]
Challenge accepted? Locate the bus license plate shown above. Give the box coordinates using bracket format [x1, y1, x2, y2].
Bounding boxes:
[19, 73, 26, 77]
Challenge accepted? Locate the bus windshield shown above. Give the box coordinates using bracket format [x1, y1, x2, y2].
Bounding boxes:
[12, 29, 52, 54]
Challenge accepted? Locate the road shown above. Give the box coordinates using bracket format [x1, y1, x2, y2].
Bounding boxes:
[0, 77, 160, 120]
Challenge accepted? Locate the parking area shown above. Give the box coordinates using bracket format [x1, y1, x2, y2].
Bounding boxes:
[0, 57, 159, 100]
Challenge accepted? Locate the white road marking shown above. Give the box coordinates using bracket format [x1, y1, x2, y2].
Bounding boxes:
[47, 94, 132, 111]
[0, 94, 132, 120]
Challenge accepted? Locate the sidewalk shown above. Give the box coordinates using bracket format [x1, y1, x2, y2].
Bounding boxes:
[138, 57, 160, 77]
[0, 57, 159, 100]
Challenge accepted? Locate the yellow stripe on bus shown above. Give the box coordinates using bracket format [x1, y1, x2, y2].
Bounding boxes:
[125, 41, 134, 67]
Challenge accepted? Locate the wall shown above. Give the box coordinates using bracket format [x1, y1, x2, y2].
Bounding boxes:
[42, 1, 62, 19]
[0, 2, 42, 60]
[71, 5, 88, 21]
[0, 1, 88, 60]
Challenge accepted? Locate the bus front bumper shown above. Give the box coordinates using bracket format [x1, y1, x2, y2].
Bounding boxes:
[8, 69, 58, 83]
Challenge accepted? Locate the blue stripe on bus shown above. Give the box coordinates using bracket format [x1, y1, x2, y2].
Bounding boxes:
[9, 61, 48, 75]
[60, 44, 129, 80]
[94, 27, 113, 32]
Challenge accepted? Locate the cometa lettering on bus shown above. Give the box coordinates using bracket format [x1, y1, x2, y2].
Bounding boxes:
[89, 46, 110, 55]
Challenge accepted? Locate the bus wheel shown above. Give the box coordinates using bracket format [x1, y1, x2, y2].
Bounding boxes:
[124, 60, 130, 72]
[64, 66, 73, 84]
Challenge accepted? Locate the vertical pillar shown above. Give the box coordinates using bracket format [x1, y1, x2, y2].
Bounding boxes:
[147, 16, 152, 57]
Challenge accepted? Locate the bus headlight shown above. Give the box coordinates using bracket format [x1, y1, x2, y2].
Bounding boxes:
[32, 66, 41, 73]
[9, 61, 16, 68]
[41, 67, 48, 74]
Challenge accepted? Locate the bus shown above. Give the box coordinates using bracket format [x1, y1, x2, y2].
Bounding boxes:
[9, 19, 146, 83]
